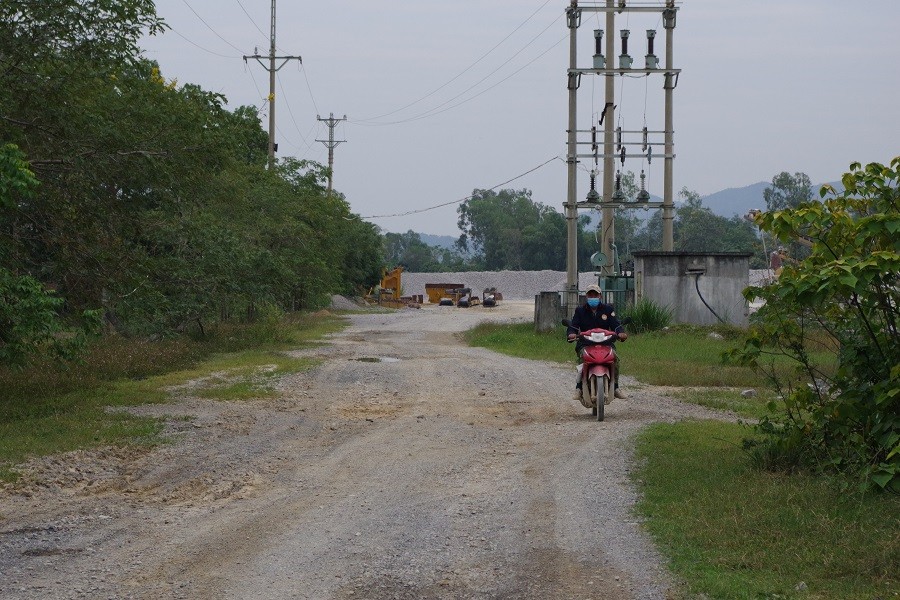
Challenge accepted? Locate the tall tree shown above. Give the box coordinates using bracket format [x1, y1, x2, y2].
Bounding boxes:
[457, 188, 566, 271]
[763, 171, 813, 212]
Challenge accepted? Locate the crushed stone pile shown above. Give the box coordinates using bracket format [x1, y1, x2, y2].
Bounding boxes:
[403, 271, 602, 301]
[406, 270, 770, 303]
[330, 295, 363, 311]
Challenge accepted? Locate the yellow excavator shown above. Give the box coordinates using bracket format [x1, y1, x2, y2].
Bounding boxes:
[367, 267, 421, 308]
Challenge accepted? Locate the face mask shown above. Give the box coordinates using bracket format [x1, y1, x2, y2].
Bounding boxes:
[586, 298, 600, 308]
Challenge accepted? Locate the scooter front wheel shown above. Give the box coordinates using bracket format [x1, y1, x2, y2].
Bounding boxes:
[591, 374, 605, 421]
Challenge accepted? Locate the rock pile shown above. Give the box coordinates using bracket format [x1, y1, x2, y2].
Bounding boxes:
[403, 271, 603, 301]
[406, 270, 771, 303]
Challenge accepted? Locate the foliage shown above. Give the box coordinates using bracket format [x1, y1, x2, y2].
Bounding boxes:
[730, 158, 900, 491]
[456, 188, 567, 270]
[764, 171, 815, 260]
[382, 230, 468, 272]
[621, 298, 673, 333]
[0, 144, 100, 364]
[0, 2, 384, 344]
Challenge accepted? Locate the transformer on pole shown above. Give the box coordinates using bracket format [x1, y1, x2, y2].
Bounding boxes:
[563, 0, 681, 314]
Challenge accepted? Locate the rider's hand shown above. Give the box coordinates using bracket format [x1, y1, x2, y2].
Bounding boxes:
[617, 332, 628, 341]
[567, 333, 577, 341]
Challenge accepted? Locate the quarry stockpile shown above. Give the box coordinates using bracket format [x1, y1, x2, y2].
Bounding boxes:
[405, 270, 771, 304]
[403, 271, 601, 302]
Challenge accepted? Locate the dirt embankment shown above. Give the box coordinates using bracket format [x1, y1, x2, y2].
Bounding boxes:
[1, 301, 723, 599]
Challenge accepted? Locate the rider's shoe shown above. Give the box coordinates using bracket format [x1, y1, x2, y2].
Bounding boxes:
[614, 388, 627, 399]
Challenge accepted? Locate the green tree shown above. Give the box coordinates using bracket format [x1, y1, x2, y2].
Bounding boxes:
[731, 158, 900, 490]
[0, 144, 99, 364]
[457, 188, 565, 270]
[674, 188, 759, 255]
[763, 171, 813, 212]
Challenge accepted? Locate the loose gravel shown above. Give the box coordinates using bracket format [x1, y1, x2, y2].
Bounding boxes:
[0, 301, 730, 599]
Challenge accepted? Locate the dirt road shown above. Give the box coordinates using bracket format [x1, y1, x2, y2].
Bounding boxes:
[1, 301, 721, 599]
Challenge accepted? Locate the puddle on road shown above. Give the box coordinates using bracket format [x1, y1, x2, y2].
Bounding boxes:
[353, 357, 401, 363]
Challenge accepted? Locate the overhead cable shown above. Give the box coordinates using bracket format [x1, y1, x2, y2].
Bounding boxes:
[234, 0, 269, 40]
[356, 0, 555, 122]
[165, 27, 240, 59]
[352, 32, 567, 127]
[354, 13, 562, 126]
[180, 0, 247, 54]
[360, 156, 563, 219]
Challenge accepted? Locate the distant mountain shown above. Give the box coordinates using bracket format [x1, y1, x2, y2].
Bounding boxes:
[703, 180, 842, 219]
[702, 182, 769, 218]
[419, 233, 459, 251]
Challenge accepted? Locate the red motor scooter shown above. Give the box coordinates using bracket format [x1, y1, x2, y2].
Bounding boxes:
[563, 318, 630, 421]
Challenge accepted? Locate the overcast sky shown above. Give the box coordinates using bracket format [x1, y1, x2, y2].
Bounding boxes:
[140, 1, 900, 237]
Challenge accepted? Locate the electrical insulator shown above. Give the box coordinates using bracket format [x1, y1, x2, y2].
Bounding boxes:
[637, 170, 651, 202]
[619, 30, 633, 69]
[585, 169, 601, 204]
[645, 30, 659, 69]
[593, 30, 605, 69]
[612, 171, 625, 202]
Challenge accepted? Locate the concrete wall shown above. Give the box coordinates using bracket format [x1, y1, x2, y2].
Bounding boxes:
[634, 252, 752, 326]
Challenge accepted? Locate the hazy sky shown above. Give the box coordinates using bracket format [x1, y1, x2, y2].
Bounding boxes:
[140, 1, 900, 236]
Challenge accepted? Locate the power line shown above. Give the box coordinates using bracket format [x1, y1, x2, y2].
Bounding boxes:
[167, 27, 240, 59]
[277, 73, 315, 151]
[353, 14, 564, 126]
[234, 0, 269, 40]
[356, 0, 555, 122]
[301, 65, 320, 116]
[180, 0, 247, 54]
[361, 156, 563, 219]
[352, 31, 567, 127]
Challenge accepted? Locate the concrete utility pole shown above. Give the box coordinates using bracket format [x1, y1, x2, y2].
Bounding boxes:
[316, 113, 347, 194]
[662, 0, 676, 251]
[243, 0, 301, 170]
[564, 0, 580, 314]
[601, 0, 615, 273]
[562, 0, 681, 293]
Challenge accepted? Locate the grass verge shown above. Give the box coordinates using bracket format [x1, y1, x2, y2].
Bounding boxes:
[635, 421, 900, 600]
[0, 312, 346, 482]
[463, 320, 895, 598]
[465, 322, 771, 388]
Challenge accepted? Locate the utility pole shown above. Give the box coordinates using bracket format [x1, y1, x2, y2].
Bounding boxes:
[243, 0, 301, 170]
[662, 0, 676, 251]
[316, 112, 347, 194]
[562, 0, 681, 296]
[601, 0, 615, 273]
[564, 0, 580, 315]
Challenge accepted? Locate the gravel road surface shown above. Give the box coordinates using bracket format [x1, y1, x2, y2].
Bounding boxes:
[0, 301, 723, 599]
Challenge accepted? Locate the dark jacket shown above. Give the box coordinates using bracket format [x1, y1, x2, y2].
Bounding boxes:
[567, 301, 623, 344]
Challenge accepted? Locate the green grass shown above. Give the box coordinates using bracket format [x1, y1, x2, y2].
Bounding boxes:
[463, 320, 895, 598]
[465, 322, 836, 390]
[669, 388, 778, 420]
[635, 421, 900, 599]
[0, 312, 346, 481]
[465, 322, 768, 388]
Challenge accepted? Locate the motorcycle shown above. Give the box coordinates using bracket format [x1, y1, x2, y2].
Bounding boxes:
[562, 317, 630, 421]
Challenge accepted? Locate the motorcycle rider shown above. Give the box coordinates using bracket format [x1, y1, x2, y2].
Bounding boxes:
[566, 284, 628, 401]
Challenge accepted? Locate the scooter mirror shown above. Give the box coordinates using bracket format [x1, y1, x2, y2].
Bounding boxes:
[621, 316, 633, 326]
[561, 319, 571, 327]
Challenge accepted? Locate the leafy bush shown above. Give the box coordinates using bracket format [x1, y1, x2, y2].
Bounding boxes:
[623, 298, 673, 333]
[729, 158, 900, 491]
